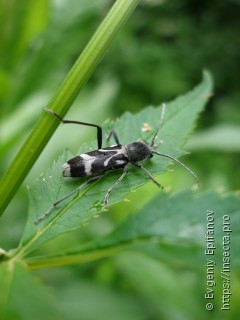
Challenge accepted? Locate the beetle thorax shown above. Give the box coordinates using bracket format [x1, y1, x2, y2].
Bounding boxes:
[126, 141, 152, 163]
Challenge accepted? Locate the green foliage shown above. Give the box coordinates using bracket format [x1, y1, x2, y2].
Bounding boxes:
[25, 189, 240, 270]
[1, 0, 239, 319]
[2, 190, 240, 319]
[0, 263, 57, 320]
[83, 190, 240, 269]
[13, 72, 212, 258]
[0, 0, 140, 217]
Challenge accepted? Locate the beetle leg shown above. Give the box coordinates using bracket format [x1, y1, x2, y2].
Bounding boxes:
[106, 129, 120, 145]
[35, 176, 101, 225]
[134, 163, 163, 189]
[104, 166, 128, 207]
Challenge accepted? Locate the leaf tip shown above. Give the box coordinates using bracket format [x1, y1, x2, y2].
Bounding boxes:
[202, 69, 214, 92]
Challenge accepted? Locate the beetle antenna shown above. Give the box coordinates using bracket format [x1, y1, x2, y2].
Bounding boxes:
[150, 103, 166, 147]
[152, 151, 199, 186]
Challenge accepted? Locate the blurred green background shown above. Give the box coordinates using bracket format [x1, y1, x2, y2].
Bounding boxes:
[0, 0, 239, 319]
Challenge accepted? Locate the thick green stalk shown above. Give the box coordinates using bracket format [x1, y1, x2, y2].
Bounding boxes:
[0, 0, 140, 216]
[25, 247, 122, 269]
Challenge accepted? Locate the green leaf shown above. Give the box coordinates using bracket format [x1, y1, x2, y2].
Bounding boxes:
[16, 71, 213, 258]
[0, 262, 57, 320]
[186, 124, 240, 152]
[82, 190, 240, 269]
[28, 189, 240, 271]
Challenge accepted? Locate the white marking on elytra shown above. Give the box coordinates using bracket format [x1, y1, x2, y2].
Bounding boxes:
[116, 160, 126, 165]
[81, 153, 96, 175]
[63, 163, 71, 176]
[81, 154, 94, 160]
[103, 146, 128, 167]
[98, 146, 117, 152]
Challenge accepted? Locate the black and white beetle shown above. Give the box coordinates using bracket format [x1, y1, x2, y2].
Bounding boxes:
[35, 104, 198, 224]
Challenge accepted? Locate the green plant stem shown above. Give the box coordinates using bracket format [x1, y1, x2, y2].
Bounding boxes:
[0, 0, 140, 217]
[25, 247, 122, 269]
